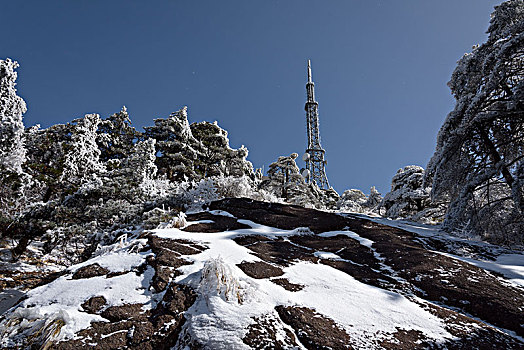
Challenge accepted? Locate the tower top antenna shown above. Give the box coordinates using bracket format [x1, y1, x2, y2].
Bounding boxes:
[307, 59, 312, 83]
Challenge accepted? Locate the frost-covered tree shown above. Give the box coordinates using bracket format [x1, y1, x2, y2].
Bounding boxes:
[425, 1, 524, 243]
[24, 123, 72, 202]
[61, 114, 105, 188]
[0, 58, 30, 220]
[338, 189, 368, 212]
[0, 58, 27, 174]
[97, 106, 139, 163]
[260, 153, 324, 208]
[383, 166, 431, 219]
[145, 107, 255, 182]
[118, 138, 175, 199]
[123, 138, 158, 185]
[366, 186, 383, 210]
[144, 107, 202, 181]
[337, 187, 382, 213]
[190, 121, 254, 179]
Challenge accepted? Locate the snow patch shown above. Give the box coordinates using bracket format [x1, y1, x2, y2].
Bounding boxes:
[320, 229, 374, 247]
[155, 222, 452, 347]
[1, 250, 153, 345]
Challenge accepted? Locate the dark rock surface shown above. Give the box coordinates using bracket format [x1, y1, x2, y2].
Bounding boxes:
[237, 261, 284, 279]
[183, 211, 251, 233]
[270, 278, 304, 291]
[275, 305, 353, 350]
[209, 198, 348, 233]
[81, 295, 107, 314]
[234, 236, 319, 266]
[0, 269, 64, 292]
[343, 216, 524, 338]
[55, 233, 199, 350]
[100, 303, 146, 322]
[146, 234, 206, 293]
[72, 263, 110, 280]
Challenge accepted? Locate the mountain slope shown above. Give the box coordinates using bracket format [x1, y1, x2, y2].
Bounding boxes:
[1, 198, 523, 349]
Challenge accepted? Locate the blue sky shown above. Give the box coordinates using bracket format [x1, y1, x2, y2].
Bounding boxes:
[2, 0, 500, 194]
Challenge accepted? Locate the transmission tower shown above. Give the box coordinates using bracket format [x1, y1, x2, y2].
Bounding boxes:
[303, 59, 330, 189]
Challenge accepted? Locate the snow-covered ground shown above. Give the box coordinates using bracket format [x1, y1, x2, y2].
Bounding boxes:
[2, 210, 523, 348]
[155, 219, 453, 348]
[367, 215, 524, 288]
[0, 240, 154, 345]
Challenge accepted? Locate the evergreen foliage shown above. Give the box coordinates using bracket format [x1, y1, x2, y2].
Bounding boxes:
[0, 58, 26, 174]
[425, 0, 524, 244]
[260, 153, 338, 209]
[337, 187, 383, 214]
[382, 166, 444, 222]
[144, 107, 202, 181]
[61, 114, 106, 188]
[0, 58, 28, 219]
[190, 120, 254, 179]
[97, 106, 139, 162]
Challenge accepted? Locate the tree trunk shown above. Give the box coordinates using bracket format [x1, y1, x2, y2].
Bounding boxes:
[477, 126, 523, 213]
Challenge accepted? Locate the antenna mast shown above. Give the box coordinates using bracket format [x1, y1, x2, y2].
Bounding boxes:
[304, 60, 329, 189]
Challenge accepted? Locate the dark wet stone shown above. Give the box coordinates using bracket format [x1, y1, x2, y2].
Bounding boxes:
[151, 265, 172, 292]
[184, 211, 251, 233]
[209, 198, 348, 233]
[81, 295, 106, 314]
[149, 236, 205, 255]
[101, 303, 146, 322]
[72, 263, 109, 279]
[237, 261, 284, 279]
[271, 278, 304, 292]
[237, 238, 318, 266]
[275, 305, 353, 349]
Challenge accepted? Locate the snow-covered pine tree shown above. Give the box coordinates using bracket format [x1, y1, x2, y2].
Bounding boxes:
[190, 121, 230, 177]
[425, 0, 524, 243]
[0, 58, 27, 174]
[383, 166, 432, 220]
[0, 58, 29, 219]
[124, 138, 158, 185]
[337, 187, 382, 213]
[61, 114, 106, 189]
[365, 186, 383, 210]
[190, 120, 254, 179]
[97, 106, 139, 163]
[24, 123, 72, 202]
[145, 107, 255, 183]
[337, 189, 368, 213]
[119, 137, 175, 200]
[260, 153, 323, 208]
[144, 106, 202, 181]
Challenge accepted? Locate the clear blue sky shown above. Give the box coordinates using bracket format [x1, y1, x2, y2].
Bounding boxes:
[2, 0, 500, 195]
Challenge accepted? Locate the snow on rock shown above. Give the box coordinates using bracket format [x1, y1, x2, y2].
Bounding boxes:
[153, 220, 453, 347]
[439, 252, 524, 288]
[369, 215, 524, 288]
[320, 229, 374, 248]
[176, 258, 278, 349]
[0, 248, 153, 347]
[3, 205, 523, 348]
[70, 247, 148, 274]
[283, 262, 450, 345]
[313, 251, 343, 260]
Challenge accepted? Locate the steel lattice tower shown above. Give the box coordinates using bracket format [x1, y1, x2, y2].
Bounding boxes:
[304, 60, 330, 189]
